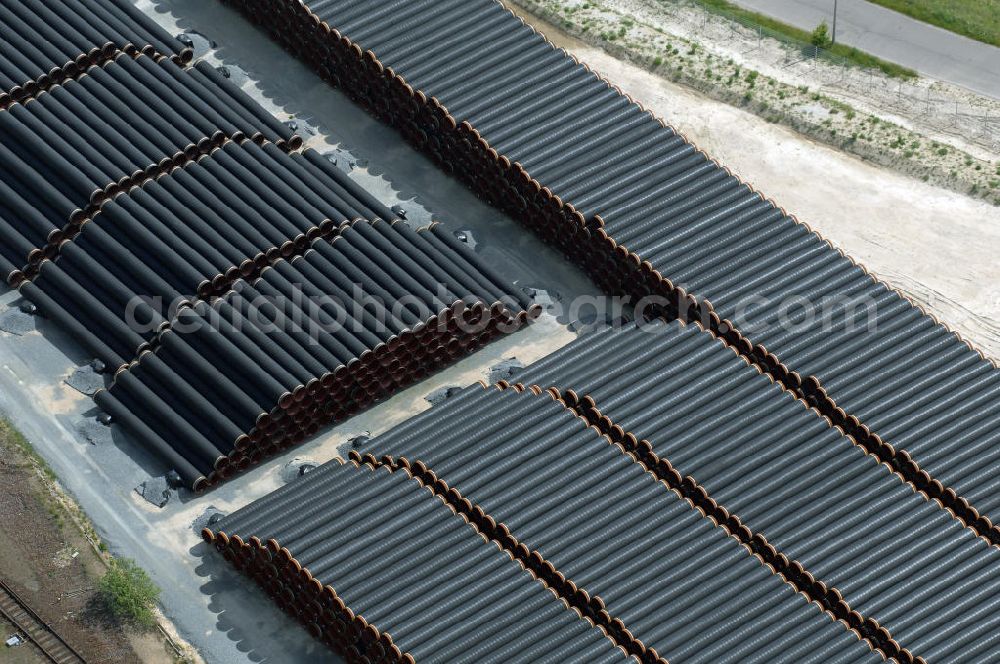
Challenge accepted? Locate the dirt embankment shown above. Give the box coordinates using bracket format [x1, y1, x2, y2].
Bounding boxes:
[0, 421, 176, 664]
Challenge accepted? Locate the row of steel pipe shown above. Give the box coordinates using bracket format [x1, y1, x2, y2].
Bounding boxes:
[218, 0, 714, 332]
[0, 0, 191, 106]
[0, 54, 303, 279]
[93, 221, 534, 490]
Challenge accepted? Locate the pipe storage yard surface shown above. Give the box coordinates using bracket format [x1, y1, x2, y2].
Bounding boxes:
[223, 0, 1000, 528]
[213, 324, 1000, 663]
[223, 0, 1000, 569]
[1, 0, 998, 663]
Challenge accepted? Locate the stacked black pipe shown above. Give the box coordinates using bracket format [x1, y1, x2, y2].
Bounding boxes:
[0, 0, 192, 109]
[205, 461, 633, 664]
[217, 0, 702, 314]
[21, 142, 394, 369]
[514, 321, 1000, 663]
[94, 220, 537, 491]
[219, 0, 1000, 545]
[352, 386, 877, 663]
[0, 53, 299, 282]
[0, 0, 535, 490]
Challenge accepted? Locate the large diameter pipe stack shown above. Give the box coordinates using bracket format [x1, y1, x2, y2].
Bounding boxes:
[0, 0, 535, 491]
[357, 385, 881, 664]
[0, 0, 192, 108]
[210, 381, 879, 661]
[205, 461, 633, 664]
[95, 220, 538, 491]
[217, 0, 707, 317]
[220, 0, 1000, 547]
[0, 53, 300, 283]
[217, 0, 622, 284]
[514, 321, 1000, 663]
[19, 142, 395, 369]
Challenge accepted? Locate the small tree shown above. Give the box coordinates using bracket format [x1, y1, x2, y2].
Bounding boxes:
[98, 558, 160, 630]
[811, 21, 832, 49]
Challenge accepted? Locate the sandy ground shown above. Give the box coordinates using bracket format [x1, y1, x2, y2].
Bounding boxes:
[513, 7, 1000, 359]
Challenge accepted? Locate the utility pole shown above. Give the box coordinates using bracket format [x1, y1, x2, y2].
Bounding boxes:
[832, 0, 838, 44]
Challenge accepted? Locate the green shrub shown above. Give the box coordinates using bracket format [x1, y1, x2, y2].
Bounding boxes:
[99, 558, 161, 630]
[810, 21, 832, 48]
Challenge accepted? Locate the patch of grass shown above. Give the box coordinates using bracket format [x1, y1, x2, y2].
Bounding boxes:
[864, 0, 1000, 48]
[686, 0, 918, 77]
[0, 418, 56, 481]
[98, 558, 161, 630]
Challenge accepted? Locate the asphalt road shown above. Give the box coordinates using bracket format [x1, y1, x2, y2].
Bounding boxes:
[728, 0, 1000, 98]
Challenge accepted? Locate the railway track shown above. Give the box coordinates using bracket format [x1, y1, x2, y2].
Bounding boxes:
[0, 578, 87, 664]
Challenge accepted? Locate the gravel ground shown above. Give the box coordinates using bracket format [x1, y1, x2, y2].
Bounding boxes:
[0, 425, 166, 664]
[0, 616, 47, 664]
